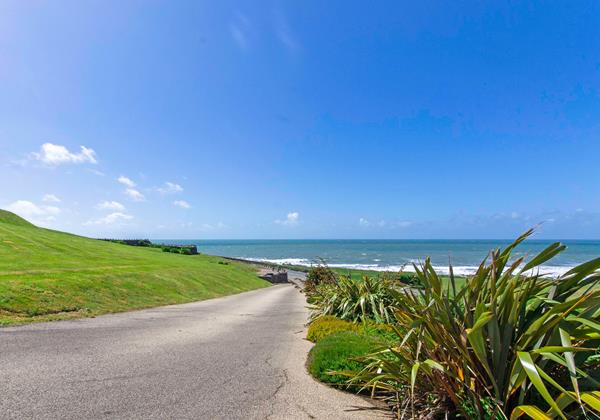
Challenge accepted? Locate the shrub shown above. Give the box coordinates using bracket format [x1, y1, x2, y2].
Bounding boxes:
[158, 245, 197, 255]
[348, 229, 600, 418]
[305, 263, 337, 295]
[307, 315, 360, 342]
[395, 272, 418, 285]
[307, 331, 384, 386]
[308, 274, 401, 323]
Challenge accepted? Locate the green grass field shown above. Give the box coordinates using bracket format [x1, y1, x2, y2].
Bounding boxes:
[0, 210, 269, 325]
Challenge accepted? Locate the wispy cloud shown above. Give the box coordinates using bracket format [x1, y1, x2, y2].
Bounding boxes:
[273, 10, 299, 52]
[88, 168, 105, 177]
[125, 188, 145, 202]
[42, 194, 61, 203]
[117, 176, 136, 188]
[157, 182, 183, 194]
[173, 200, 191, 209]
[395, 221, 412, 228]
[359, 218, 391, 228]
[96, 201, 125, 211]
[230, 11, 252, 50]
[84, 212, 133, 226]
[33, 143, 97, 165]
[275, 211, 299, 226]
[201, 222, 228, 230]
[116, 176, 145, 201]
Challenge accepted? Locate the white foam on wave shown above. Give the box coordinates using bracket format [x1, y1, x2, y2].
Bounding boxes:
[240, 257, 574, 278]
[243, 257, 313, 266]
[402, 265, 574, 278]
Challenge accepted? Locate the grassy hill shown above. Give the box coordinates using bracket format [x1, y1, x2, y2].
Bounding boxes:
[0, 210, 269, 325]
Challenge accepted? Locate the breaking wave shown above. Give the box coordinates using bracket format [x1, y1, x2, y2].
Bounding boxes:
[241, 257, 573, 278]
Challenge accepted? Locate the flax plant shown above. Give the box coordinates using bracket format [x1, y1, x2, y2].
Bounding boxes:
[308, 273, 402, 324]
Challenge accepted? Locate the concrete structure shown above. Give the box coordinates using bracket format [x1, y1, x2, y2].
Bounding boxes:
[258, 270, 288, 283]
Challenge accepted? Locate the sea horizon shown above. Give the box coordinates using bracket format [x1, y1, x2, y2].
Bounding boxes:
[155, 238, 600, 277]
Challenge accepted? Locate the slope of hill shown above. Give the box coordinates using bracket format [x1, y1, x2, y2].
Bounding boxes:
[0, 209, 34, 227]
[0, 210, 268, 325]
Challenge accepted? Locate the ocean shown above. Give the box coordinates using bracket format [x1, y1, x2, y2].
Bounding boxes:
[157, 239, 600, 277]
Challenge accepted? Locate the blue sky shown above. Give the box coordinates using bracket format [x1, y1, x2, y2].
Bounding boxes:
[1, 1, 599, 239]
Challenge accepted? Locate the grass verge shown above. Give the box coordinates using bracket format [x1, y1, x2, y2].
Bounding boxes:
[307, 331, 385, 386]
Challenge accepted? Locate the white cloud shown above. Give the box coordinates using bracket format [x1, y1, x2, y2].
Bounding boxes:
[96, 201, 125, 211]
[34, 143, 97, 165]
[157, 182, 183, 194]
[275, 211, 299, 226]
[84, 212, 133, 226]
[359, 218, 370, 227]
[117, 176, 136, 188]
[42, 194, 61, 203]
[3, 200, 61, 226]
[117, 176, 144, 201]
[5, 200, 60, 216]
[173, 200, 191, 209]
[125, 188, 145, 201]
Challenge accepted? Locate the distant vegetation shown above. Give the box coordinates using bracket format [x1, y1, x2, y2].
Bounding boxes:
[101, 238, 198, 255]
[304, 230, 600, 419]
[0, 210, 268, 325]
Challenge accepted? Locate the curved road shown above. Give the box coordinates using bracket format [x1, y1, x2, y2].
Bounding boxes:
[1, 283, 388, 419]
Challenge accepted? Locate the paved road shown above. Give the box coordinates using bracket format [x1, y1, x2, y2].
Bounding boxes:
[1, 284, 388, 419]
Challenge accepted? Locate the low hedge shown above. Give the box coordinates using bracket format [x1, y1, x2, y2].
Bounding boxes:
[307, 331, 384, 386]
[306, 315, 360, 342]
